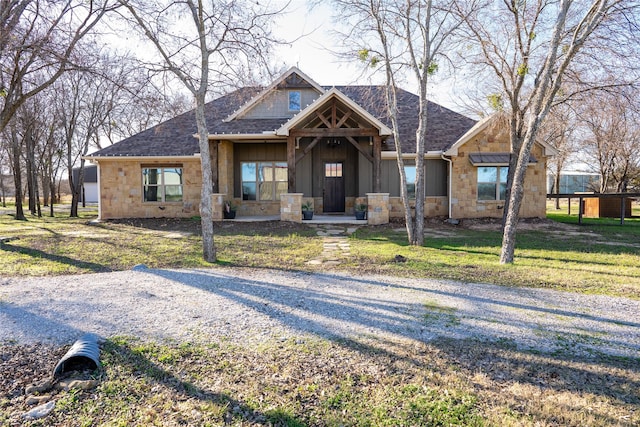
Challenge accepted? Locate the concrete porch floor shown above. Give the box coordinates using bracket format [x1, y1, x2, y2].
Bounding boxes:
[224, 214, 368, 225]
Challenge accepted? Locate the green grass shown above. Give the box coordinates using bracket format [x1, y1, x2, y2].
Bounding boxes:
[4, 336, 638, 426]
[1, 202, 639, 298]
[346, 214, 640, 299]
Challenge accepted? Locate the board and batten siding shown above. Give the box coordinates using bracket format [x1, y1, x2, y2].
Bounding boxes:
[242, 88, 320, 119]
[378, 158, 448, 197]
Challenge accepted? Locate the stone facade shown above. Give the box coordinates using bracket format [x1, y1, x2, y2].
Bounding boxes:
[389, 196, 449, 219]
[366, 193, 389, 225]
[449, 128, 548, 219]
[96, 158, 202, 220]
[95, 128, 548, 221]
[280, 193, 302, 222]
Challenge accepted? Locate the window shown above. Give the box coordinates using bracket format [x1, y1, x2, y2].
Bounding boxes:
[242, 162, 288, 201]
[325, 162, 343, 177]
[405, 166, 416, 199]
[477, 166, 508, 201]
[288, 91, 301, 111]
[142, 167, 183, 202]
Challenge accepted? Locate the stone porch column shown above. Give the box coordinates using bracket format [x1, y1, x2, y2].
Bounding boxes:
[281, 193, 303, 223]
[366, 193, 389, 225]
[211, 193, 225, 221]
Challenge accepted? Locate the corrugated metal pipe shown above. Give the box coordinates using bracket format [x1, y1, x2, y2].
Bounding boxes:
[52, 333, 101, 378]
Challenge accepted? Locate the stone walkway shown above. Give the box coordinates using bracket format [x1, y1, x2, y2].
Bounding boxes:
[306, 224, 359, 266]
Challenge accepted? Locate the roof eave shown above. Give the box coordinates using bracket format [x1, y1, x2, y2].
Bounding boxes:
[206, 132, 280, 141]
[84, 154, 201, 162]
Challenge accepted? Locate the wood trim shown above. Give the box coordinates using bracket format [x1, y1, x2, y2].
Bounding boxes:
[211, 140, 219, 192]
[315, 110, 331, 128]
[290, 128, 379, 137]
[346, 136, 373, 163]
[373, 136, 382, 192]
[287, 135, 296, 192]
[335, 110, 352, 129]
[295, 136, 322, 163]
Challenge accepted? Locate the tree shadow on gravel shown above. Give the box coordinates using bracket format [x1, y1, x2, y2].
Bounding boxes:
[146, 268, 640, 407]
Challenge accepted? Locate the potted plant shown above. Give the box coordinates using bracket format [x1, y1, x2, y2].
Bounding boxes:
[223, 200, 237, 219]
[301, 201, 314, 220]
[355, 203, 367, 220]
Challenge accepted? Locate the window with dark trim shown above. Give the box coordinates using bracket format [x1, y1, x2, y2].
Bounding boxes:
[404, 166, 417, 199]
[242, 162, 288, 201]
[142, 167, 183, 202]
[477, 166, 508, 201]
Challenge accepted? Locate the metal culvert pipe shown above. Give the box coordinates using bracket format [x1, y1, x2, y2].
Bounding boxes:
[52, 333, 101, 378]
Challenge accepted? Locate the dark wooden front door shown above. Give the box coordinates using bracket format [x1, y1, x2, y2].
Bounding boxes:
[323, 162, 345, 212]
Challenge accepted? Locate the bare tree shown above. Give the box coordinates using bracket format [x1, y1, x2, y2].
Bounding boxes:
[53, 52, 126, 217]
[1, 0, 119, 219]
[118, 0, 283, 262]
[101, 76, 191, 144]
[331, 0, 480, 246]
[456, 0, 640, 263]
[0, 1, 118, 133]
[578, 89, 640, 193]
[540, 103, 577, 208]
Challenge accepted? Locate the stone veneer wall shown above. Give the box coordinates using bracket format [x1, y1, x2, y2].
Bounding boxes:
[97, 158, 202, 220]
[388, 196, 449, 219]
[366, 193, 389, 225]
[450, 129, 548, 219]
[211, 193, 225, 220]
[280, 193, 302, 222]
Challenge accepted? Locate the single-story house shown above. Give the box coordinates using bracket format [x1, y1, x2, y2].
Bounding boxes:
[72, 165, 99, 203]
[85, 67, 554, 223]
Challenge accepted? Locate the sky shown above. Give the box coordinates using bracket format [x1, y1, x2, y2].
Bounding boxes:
[270, 0, 461, 111]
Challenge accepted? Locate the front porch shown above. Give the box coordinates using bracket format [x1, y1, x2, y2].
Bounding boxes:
[212, 192, 390, 225]
[221, 214, 368, 225]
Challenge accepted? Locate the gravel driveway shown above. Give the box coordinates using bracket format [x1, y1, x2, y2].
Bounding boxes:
[1, 267, 638, 358]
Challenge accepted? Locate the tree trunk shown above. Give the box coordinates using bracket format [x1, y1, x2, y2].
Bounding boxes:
[10, 127, 26, 220]
[195, 94, 216, 262]
[500, 134, 535, 264]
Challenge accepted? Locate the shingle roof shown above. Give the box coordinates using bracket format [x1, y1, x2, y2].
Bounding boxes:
[88, 84, 476, 158]
[336, 86, 477, 153]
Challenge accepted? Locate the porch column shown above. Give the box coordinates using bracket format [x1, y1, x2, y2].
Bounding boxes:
[281, 193, 303, 223]
[211, 193, 225, 221]
[211, 139, 219, 192]
[366, 193, 389, 225]
[287, 135, 296, 192]
[373, 136, 382, 193]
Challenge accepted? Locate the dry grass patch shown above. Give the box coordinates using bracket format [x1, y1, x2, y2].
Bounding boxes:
[1, 336, 638, 426]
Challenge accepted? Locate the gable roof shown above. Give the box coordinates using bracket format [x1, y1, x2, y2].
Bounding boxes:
[444, 113, 558, 156]
[223, 67, 324, 122]
[87, 71, 477, 159]
[275, 87, 392, 137]
[87, 87, 262, 157]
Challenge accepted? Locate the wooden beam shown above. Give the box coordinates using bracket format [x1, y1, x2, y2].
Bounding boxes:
[331, 100, 337, 128]
[346, 136, 373, 163]
[296, 136, 322, 163]
[373, 136, 382, 192]
[335, 110, 352, 129]
[315, 110, 331, 128]
[287, 135, 296, 192]
[211, 140, 219, 192]
[290, 128, 379, 137]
